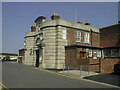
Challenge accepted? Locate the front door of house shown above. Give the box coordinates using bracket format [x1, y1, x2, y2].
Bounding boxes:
[36, 49, 39, 67]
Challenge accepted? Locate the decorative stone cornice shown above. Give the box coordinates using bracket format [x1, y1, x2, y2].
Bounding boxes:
[41, 19, 99, 33]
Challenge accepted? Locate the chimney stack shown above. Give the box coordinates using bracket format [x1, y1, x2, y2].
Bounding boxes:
[77, 20, 82, 24]
[51, 12, 60, 20]
[31, 24, 36, 32]
[34, 16, 46, 23]
[84, 20, 90, 25]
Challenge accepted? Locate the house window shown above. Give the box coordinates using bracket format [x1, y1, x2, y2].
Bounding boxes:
[93, 52, 97, 59]
[104, 49, 109, 57]
[97, 50, 101, 57]
[111, 49, 117, 57]
[62, 28, 67, 40]
[88, 49, 92, 57]
[84, 32, 90, 43]
[76, 31, 81, 42]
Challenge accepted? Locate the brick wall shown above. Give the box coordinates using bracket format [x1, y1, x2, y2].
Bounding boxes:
[19, 49, 25, 56]
[67, 28, 100, 47]
[100, 58, 120, 73]
[91, 32, 100, 47]
[100, 24, 120, 47]
[65, 47, 78, 65]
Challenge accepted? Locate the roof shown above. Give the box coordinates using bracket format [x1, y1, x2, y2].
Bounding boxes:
[100, 23, 120, 29]
[0, 53, 18, 56]
[65, 45, 120, 49]
[65, 45, 102, 49]
[41, 19, 100, 33]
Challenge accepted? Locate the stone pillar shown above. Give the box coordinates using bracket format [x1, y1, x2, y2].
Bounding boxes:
[24, 32, 36, 66]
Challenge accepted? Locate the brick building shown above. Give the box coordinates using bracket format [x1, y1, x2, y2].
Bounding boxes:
[18, 49, 25, 63]
[23, 13, 102, 69]
[23, 13, 120, 73]
[100, 23, 120, 59]
[99, 23, 120, 73]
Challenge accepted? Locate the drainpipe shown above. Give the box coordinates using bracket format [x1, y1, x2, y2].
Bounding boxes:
[90, 29, 93, 46]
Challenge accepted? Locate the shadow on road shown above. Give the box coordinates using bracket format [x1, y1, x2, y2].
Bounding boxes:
[83, 73, 120, 87]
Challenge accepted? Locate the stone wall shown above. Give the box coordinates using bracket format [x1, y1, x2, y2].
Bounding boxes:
[24, 32, 36, 66]
[42, 26, 67, 69]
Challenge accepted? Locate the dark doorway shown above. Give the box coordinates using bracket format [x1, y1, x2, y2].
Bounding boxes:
[36, 49, 39, 67]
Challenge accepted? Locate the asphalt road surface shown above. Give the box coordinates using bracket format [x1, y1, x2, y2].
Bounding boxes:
[2, 62, 119, 88]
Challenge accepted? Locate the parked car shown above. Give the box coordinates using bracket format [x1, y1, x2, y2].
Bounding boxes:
[114, 61, 120, 74]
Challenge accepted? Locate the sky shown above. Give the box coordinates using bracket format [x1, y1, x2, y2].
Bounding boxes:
[2, 2, 119, 54]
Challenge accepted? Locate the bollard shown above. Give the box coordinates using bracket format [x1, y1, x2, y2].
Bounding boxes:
[63, 64, 64, 73]
[88, 65, 90, 75]
[68, 65, 69, 74]
[80, 65, 82, 78]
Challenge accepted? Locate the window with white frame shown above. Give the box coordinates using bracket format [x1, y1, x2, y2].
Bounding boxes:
[84, 32, 90, 43]
[93, 52, 97, 59]
[76, 31, 81, 42]
[97, 50, 101, 57]
[62, 28, 67, 40]
[88, 49, 92, 57]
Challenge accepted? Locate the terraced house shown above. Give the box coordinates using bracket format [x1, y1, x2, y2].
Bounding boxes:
[23, 13, 120, 73]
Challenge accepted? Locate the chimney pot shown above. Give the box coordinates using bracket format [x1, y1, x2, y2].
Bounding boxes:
[84, 20, 90, 25]
[31, 24, 36, 32]
[51, 12, 60, 20]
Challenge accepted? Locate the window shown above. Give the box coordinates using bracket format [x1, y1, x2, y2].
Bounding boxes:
[62, 28, 67, 40]
[111, 49, 117, 57]
[104, 49, 111, 58]
[93, 52, 97, 59]
[97, 50, 101, 57]
[104, 49, 109, 57]
[88, 49, 92, 57]
[76, 31, 81, 42]
[84, 32, 90, 43]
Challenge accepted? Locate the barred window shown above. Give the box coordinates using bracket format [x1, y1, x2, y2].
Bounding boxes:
[76, 31, 81, 42]
[84, 32, 90, 43]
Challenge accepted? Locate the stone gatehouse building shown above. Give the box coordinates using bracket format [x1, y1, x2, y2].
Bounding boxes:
[23, 13, 100, 69]
[23, 13, 120, 73]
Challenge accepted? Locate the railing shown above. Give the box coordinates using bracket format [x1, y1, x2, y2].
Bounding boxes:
[62, 65, 100, 78]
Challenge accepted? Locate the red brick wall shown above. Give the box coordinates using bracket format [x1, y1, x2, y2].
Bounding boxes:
[100, 24, 120, 47]
[67, 28, 100, 47]
[65, 47, 78, 65]
[19, 49, 25, 56]
[100, 59, 120, 73]
[91, 32, 100, 47]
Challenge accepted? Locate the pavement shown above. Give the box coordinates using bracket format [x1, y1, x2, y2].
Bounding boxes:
[83, 73, 120, 87]
[2, 62, 119, 88]
[58, 70, 99, 77]
[43, 68, 120, 87]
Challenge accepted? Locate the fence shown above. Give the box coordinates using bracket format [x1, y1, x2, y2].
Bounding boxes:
[62, 65, 100, 78]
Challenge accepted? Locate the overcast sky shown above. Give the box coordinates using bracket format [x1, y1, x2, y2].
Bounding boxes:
[2, 2, 119, 54]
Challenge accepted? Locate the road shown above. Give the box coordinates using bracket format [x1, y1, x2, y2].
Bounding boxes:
[2, 62, 119, 88]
